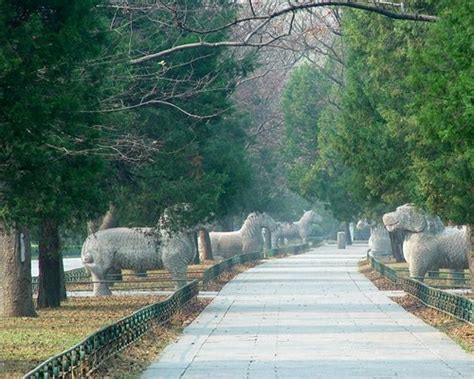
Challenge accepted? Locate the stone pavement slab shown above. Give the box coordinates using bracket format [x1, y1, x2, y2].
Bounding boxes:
[141, 244, 474, 378]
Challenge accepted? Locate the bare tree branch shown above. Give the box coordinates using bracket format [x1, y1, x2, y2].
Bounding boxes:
[130, 1, 437, 64]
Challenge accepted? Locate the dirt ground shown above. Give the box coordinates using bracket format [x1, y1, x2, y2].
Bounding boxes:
[0, 295, 166, 379]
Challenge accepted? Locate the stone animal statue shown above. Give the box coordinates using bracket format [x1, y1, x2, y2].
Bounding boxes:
[356, 219, 393, 259]
[272, 210, 322, 246]
[81, 210, 197, 296]
[209, 212, 277, 260]
[383, 204, 469, 279]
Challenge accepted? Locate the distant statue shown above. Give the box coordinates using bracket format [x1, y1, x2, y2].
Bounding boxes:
[272, 210, 322, 246]
[209, 212, 277, 260]
[383, 204, 469, 280]
[356, 219, 392, 259]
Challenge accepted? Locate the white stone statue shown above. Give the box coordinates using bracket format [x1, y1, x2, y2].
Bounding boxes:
[356, 219, 393, 259]
[209, 212, 277, 260]
[272, 210, 322, 246]
[383, 204, 469, 280]
[81, 207, 198, 296]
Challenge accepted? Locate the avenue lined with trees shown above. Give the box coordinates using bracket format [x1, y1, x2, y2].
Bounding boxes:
[0, 0, 471, 325]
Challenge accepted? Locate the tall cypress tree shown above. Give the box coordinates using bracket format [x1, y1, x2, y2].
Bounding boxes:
[0, 1, 112, 311]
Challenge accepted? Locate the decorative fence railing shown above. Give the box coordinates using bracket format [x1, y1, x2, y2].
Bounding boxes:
[375, 265, 470, 285]
[367, 255, 473, 324]
[267, 243, 309, 258]
[201, 243, 312, 288]
[367, 255, 399, 283]
[23, 280, 199, 379]
[32, 267, 90, 293]
[307, 237, 325, 246]
[201, 251, 263, 289]
[25, 242, 314, 377]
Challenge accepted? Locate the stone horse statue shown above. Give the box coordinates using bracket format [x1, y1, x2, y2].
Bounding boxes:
[209, 212, 277, 260]
[356, 219, 393, 259]
[272, 210, 322, 246]
[81, 207, 198, 296]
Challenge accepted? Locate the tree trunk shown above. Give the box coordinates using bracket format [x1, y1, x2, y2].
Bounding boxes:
[37, 220, 62, 308]
[344, 223, 352, 245]
[98, 203, 118, 231]
[59, 257, 67, 301]
[0, 222, 37, 317]
[199, 228, 213, 261]
[388, 230, 405, 262]
[86, 219, 101, 235]
[192, 232, 200, 265]
[87, 203, 118, 235]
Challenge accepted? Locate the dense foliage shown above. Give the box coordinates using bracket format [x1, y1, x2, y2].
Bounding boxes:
[0, 0, 257, 309]
[281, 1, 473, 225]
[408, 0, 473, 223]
[0, 0, 257, 231]
[1, 0, 471, 314]
[0, 0, 112, 225]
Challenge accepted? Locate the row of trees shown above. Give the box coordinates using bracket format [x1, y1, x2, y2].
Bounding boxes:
[280, 1, 472, 257]
[0, 0, 451, 317]
[0, 0, 263, 316]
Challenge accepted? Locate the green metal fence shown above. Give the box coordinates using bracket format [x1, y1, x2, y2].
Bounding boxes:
[374, 265, 470, 289]
[400, 277, 473, 323]
[23, 280, 199, 379]
[307, 237, 325, 246]
[367, 255, 399, 284]
[201, 251, 263, 288]
[32, 267, 90, 293]
[367, 255, 473, 324]
[33, 242, 314, 292]
[200, 243, 311, 288]
[266, 243, 310, 258]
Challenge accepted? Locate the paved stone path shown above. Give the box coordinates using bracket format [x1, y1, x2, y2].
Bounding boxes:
[142, 244, 474, 378]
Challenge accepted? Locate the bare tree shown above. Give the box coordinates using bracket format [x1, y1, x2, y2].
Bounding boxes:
[124, 1, 436, 65]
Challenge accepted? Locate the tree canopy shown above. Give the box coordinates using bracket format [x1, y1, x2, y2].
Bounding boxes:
[279, 1, 472, 225]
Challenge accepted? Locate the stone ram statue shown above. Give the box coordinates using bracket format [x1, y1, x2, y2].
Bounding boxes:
[272, 210, 322, 246]
[356, 219, 393, 259]
[81, 210, 197, 296]
[209, 212, 277, 260]
[383, 204, 469, 279]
